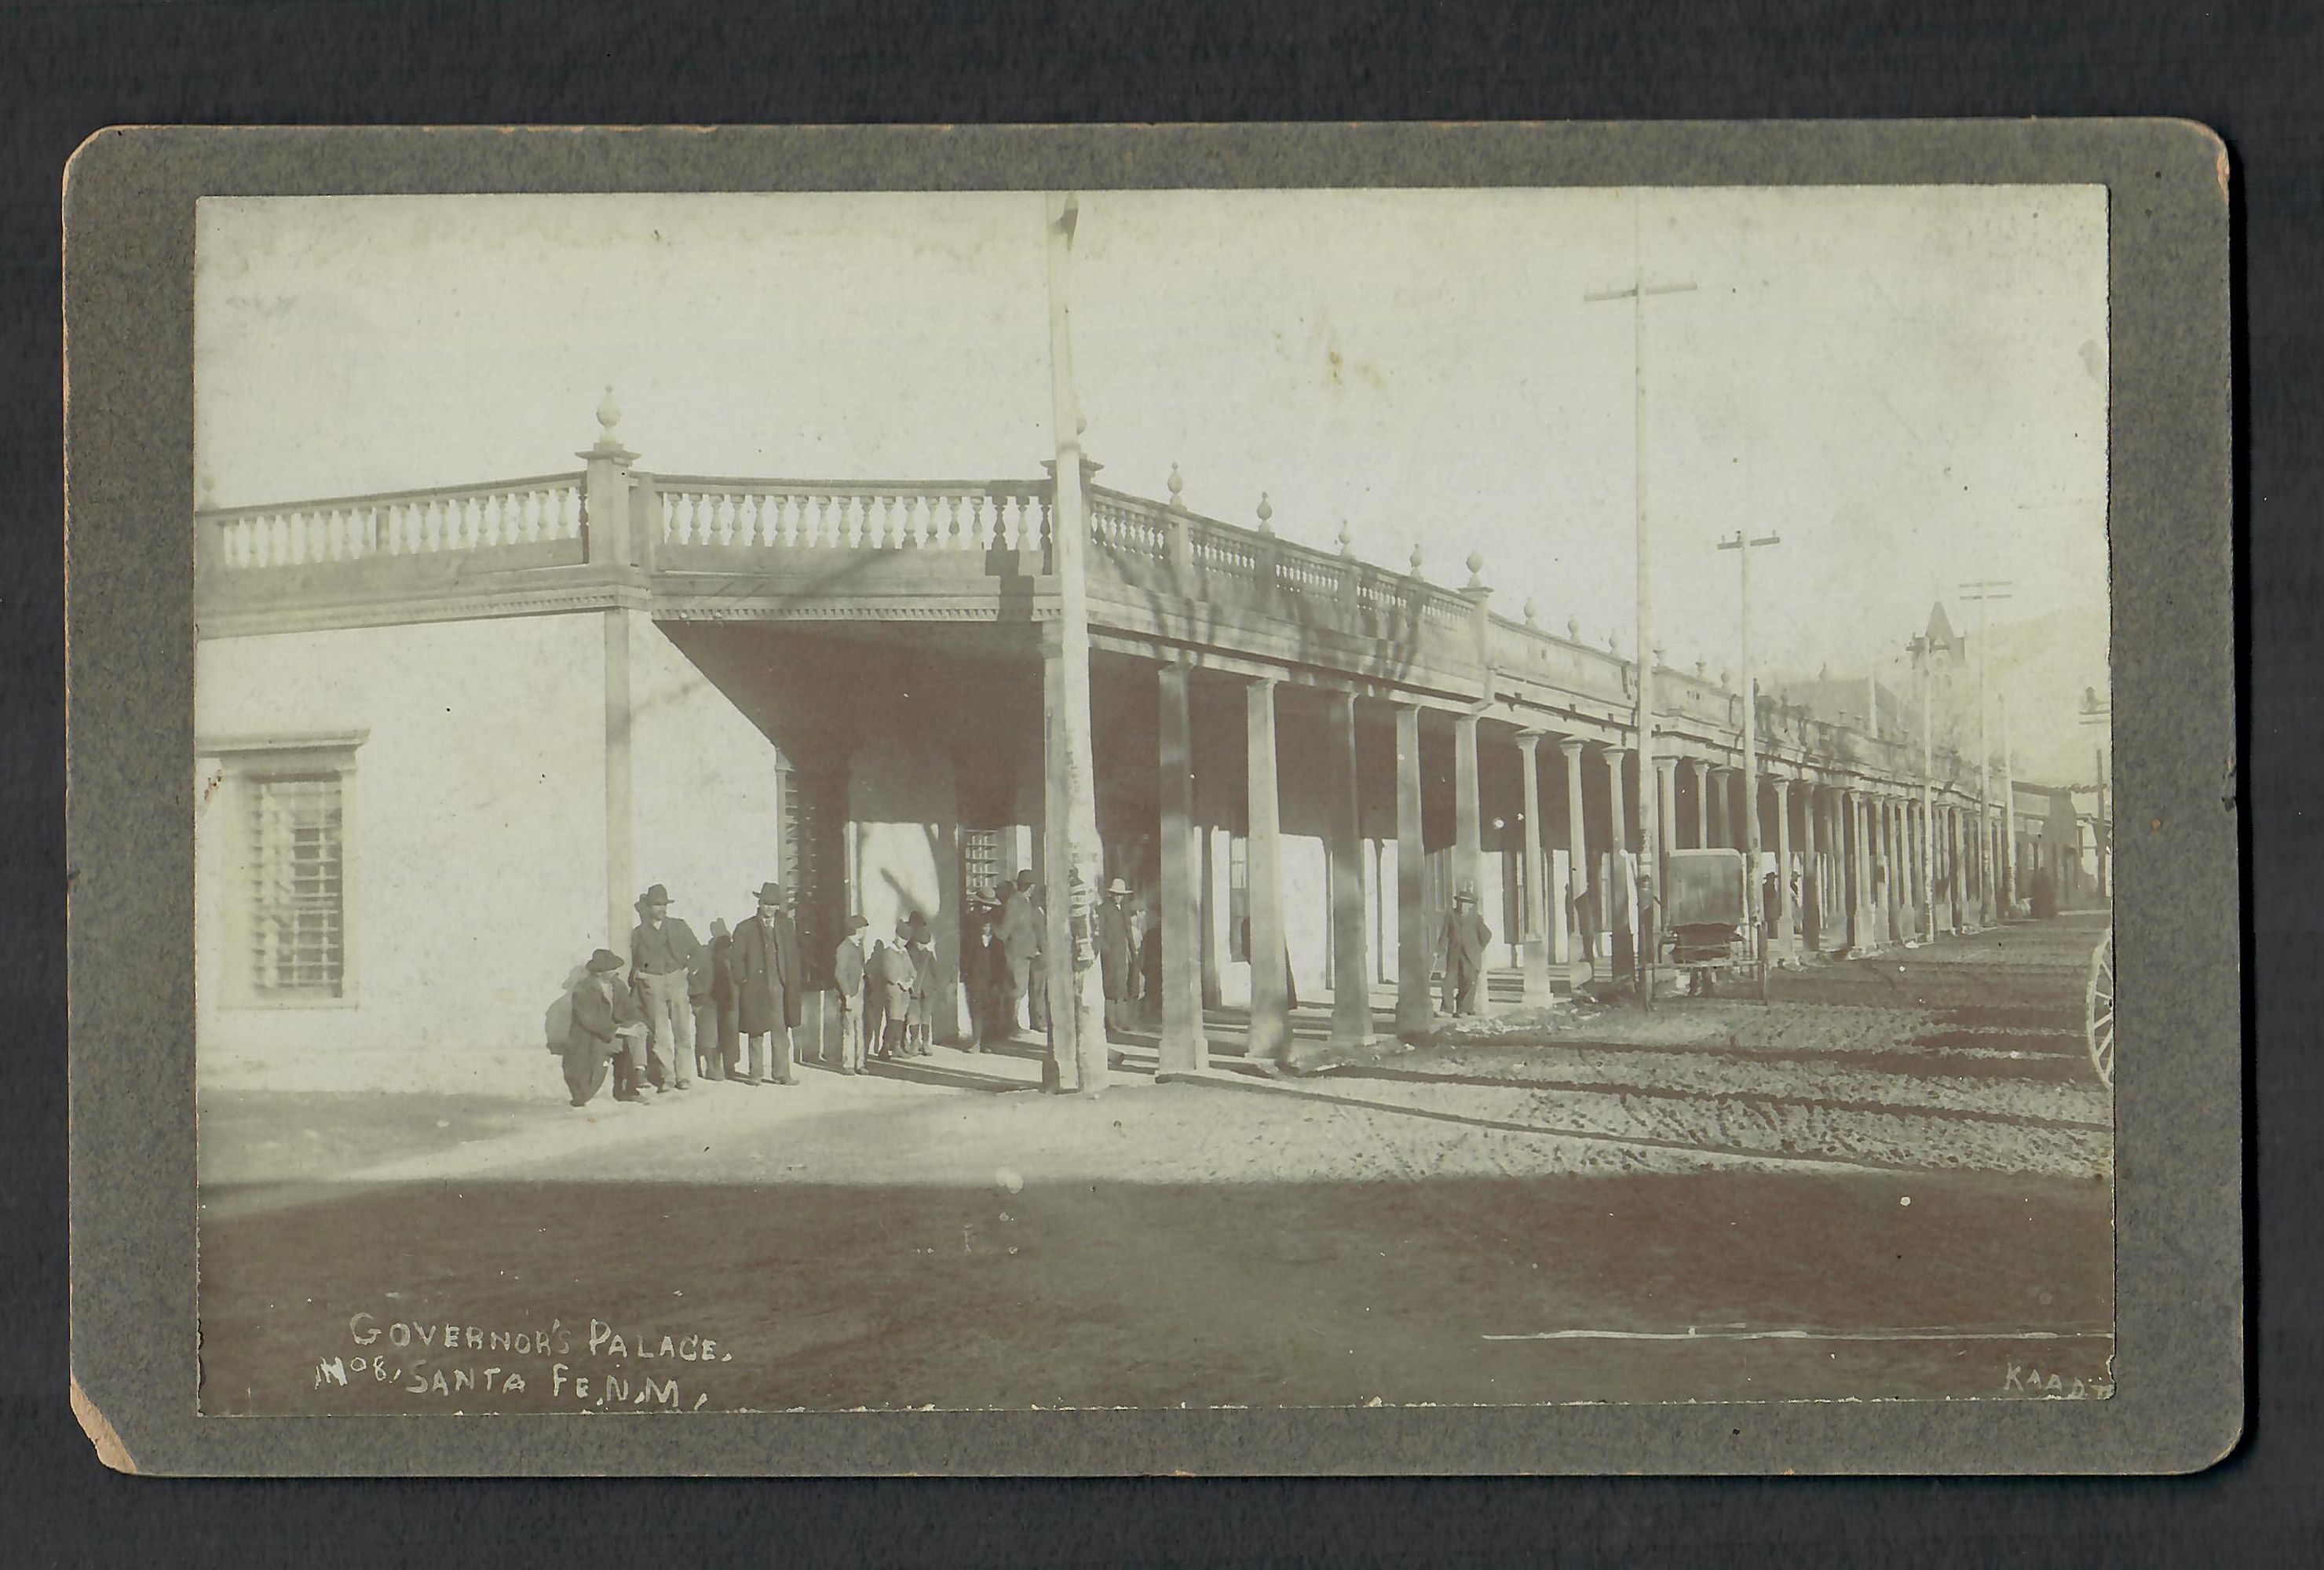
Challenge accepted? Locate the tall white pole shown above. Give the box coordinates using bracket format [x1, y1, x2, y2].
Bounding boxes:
[1631, 203, 1657, 980]
[1043, 192, 1107, 1095]
[2001, 692, 2017, 917]
[1976, 591, 1990, 923]
[1721, 529, 1781, 958]
[1586, 197, 1693, 1003]
[1920, 641, 1936, 941]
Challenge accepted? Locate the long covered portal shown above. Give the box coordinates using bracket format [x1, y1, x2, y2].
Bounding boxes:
[657, 619, 1602, 1073]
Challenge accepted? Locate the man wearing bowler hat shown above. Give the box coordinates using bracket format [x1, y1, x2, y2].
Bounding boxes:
[1440, 883, 1494, 1018]
[565, 948, 648, 1108]
[730, 881, 802, 1086]
[630, 883, 703, 1093]
[1098, 877, 1135, 1032]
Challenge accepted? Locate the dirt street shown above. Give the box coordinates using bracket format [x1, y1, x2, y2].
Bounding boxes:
[195, 912, 2114, 1413]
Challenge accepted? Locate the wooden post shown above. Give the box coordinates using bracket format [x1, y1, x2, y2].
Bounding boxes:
[1561, 739, 1589, 978]
[1041, 191, 1108, 1094]
[1452, 713, 1483, 915]
[1773, 777, 1795, 957]
[1394, 703, 1432, 1040]
[1244, 677, 1291, 1062]
[1157, 660, 1207, 1075]
[1325, 691, 1374, 1051]
[1517, 732, 1551, 1005]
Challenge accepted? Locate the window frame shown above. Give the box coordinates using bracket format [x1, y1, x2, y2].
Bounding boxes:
[202, 731, 365, 1010]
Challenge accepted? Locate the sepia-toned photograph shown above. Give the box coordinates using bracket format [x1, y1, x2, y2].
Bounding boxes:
[187, 183, 2115, 1418]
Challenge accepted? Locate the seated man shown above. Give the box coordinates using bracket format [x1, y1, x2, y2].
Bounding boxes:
[565, 947, 649, 1108]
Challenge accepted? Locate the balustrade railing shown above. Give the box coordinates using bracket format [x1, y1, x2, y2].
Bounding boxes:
[202, 473, 587, 570]
[199, 456, 1962, 790]
[652, 477, 1051, 555]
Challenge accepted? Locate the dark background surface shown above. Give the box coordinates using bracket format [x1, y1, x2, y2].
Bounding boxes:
[7, 1, 2315, 1564]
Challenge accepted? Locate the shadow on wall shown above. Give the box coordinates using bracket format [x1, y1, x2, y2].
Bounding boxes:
[542, 963, 589, 1053]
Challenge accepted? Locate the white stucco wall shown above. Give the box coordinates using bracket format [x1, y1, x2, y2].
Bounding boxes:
[847, 730, 963, 1039]
[196, 614, 606, 1085]
[627, 617, 785, 940]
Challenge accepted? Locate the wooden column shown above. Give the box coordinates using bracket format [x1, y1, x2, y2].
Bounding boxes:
[1325, 691, 1375, 1050]
[1561, 739, 1589, 975]
[1453, 713, 1482, 904]
[1841, 788, 1863, 953]
[1516, 732, 1551, 1005]
[1394, 703, 1432, 1039]
[1655, 755, 1679, 874]
[1156, 660, 1208, 1075]
[1772, 777, 1795, 955]
[1708, 765, 1730, 849]
[1605, 744, 1631, 926]
[1244, 677, 1291, 1061]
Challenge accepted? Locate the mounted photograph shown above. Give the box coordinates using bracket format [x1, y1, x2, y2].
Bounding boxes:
[185, 182, 2118, 1419]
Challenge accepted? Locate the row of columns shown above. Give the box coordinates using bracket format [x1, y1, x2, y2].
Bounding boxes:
[1145, 660, 2004, 1076]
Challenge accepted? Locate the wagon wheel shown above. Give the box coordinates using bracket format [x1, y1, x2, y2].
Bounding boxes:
[2086, 927, 2115, 1089]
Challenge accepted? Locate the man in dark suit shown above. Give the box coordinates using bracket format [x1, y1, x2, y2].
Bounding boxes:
[565, 948, 649, 1107]
[730, 881, 802, 1086]
[832, 914, 870, 1073]
[1439, 884, 1493, 1017]
[693, 918, 730, 1080]
[868, 933, 916, 1060]
[630, 883, 703, 1093]
[1098, 877, 1135, 1031]
[996, 868, 1043, 1037]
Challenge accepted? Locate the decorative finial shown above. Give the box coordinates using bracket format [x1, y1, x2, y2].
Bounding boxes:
[1719, 667, 1731, 688]
[1465, 549, 1485, 590]
[199, 471, 217, 507]
[1167, 462, 1183, 507]
[1523, 597, 1538, 626]
[1338, 520, 1354, 557]
[1694, 657, 1707, 679]
[1256, 492, 1273, 535]
[1076, 413, 1087, 436]
[1606, 630, 1621, 653]
[1409, 542, 1425, 576]
[1566, 615, 1580, 641]
[596, 384, 621, 436]
[1653, 643, 1667, 666]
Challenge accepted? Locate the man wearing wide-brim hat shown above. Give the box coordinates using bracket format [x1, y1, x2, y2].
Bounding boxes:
[1439, 882, 1494, 1018]
[564, 948, 649, 1108]
[1097, 877, 1136, 1033]
[630, 883, 703, 1094]
[729, 881, 803, 1086]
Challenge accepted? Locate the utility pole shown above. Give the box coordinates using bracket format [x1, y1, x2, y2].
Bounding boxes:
[1586, 194, 1695, 1004]
[1719, 528, 1781, 979]
[1907, 629, 1938, 942]
[1041, 191, 1107, 1095]
[1960, 579, 2012, 926]
[2000, 692, 2017, 916]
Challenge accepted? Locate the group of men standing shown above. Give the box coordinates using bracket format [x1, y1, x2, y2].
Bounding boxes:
[957, 869, 1160, 1046]
[558, 881, 939, 1108]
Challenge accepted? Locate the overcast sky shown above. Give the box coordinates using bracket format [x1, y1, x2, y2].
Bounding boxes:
[197, 187, 2109, 762]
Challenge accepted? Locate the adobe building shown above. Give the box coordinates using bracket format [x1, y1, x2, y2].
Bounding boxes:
[195, 397, 2084, 1086]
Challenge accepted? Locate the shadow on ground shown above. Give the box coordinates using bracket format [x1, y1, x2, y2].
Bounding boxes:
[196, 1167, 2114, 1415]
